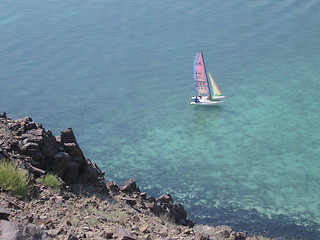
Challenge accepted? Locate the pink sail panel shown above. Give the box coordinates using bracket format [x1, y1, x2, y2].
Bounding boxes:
[193, 51, 209, 96]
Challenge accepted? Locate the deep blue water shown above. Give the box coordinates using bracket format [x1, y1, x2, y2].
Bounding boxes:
[1, 1, 320, 239]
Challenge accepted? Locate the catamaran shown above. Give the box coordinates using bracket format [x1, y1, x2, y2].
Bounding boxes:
[189, 51, 225, 105]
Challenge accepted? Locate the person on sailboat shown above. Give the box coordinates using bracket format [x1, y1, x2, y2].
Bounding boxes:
[194, 95, 202, 103]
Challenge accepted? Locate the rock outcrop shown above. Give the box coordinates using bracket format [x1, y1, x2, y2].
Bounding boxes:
[106, 179, 194, 227]
[0, 114, 104, 186]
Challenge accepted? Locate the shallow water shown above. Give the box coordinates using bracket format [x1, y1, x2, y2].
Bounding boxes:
[1, 1, 320, 238]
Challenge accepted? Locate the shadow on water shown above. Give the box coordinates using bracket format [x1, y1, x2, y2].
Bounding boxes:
[189, 205, 320, 240]
[191, 103, 238, 115]
[189, 106, 223, 134]
[191, 105, 224, 117]
[189, 104, 238, 130]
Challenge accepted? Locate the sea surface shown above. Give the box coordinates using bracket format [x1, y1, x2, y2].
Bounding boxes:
[1, 1, 320, 239]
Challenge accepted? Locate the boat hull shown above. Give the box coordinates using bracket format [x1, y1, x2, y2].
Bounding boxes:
[191, 96, 225, 100]
[211, 96, 225, 100]
[189, 100, 224, 106]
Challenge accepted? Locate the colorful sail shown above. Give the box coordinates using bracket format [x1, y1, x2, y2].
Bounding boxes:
[193, 51, 210, 95]
[208, 72, 222, 96]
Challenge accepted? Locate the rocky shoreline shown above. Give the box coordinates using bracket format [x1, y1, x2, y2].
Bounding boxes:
[0, 113, 266, 239]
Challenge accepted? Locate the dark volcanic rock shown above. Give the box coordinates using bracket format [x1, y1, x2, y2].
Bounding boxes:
[106, 181, 121, 195]
[0, 115, 105, 185]
[20, 141, 42, 160]
[63, 143, 82, 156]
[0, 112, 7, 119]
[120, 178, 140, 193]
[0, 148, 10, 161]
[171, 203, 189, 225]
[0, 206, 10, 220]
[51, 152, 70, 177]
[156, 194, 174, 205]
[195, 233, 210, 240]
[16, 223, 50, 239]
[151, 194, 194, 227]
[60, 127, 77, 144]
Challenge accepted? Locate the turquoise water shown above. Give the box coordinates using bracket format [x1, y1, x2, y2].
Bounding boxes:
[1, 1, 320, 238]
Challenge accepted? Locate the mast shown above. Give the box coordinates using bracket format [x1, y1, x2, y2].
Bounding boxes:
[200, 51, 212, 97]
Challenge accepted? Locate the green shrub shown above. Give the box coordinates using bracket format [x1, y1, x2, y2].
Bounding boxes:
[88, 217, 100, 227]
[0, 161, 32, 198]
[39, 174, 61, 190]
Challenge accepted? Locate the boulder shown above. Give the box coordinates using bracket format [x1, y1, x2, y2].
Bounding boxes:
[230, 231, 247, 240]
[170, 203, 188, 225]
[151, 194, 194, 227]
[0, 148, 10, 161]
[121, 197, 137, 206]
[156, 194, 173, 205]
[120, 179, 140, 193]
[19, 127, 58, 162]
[16, 223, 51, 239]
[0, 220, 18, 239]
[27, 128, 44, 137]
[60, 128, 77, 144]
[38, 130, 59, 158]
[0, 206, 10, 220]
[25, 121, 37, 130]
[0, 112, 7, 119]
[139, 192, 148, 200]
[20, 142, 41, 160]
[106, 181, 120, 195]
[0, 220, 48, 240]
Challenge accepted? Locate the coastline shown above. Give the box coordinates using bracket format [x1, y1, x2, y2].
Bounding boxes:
[1, 112, 270, 239]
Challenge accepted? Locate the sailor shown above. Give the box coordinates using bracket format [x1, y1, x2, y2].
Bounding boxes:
[194, 97, 199, 103]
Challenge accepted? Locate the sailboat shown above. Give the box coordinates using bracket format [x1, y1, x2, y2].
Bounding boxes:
[189, 51, 225, 105]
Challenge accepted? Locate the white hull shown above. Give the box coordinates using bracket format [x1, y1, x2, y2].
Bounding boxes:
[189, 100, 224, 106]
[191, 95, 225, 100]
[211, 95, 225, 100]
